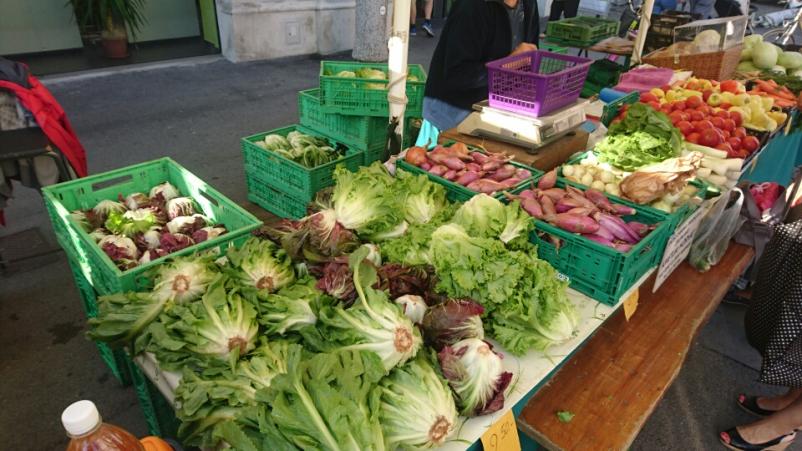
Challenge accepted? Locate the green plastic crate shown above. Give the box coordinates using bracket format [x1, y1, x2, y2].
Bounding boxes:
[521, 178, 671, 305]
[67, 258, 132, 385]
[541, 44, 569, 54]
[395, 142, 541, 203]
[319, 61, 427, 117]
[246, 173, 309, 220]
[600, 91, 639, 127]
[363, 118, 420, 165]
[43, 158, 262, 295]
[581, 59, 625, 98]
[241, 125, 363, 202]
[546, 16, 620, 47]
[298, 88, 389, 150]
[129, 362, 180, 439]
[560, 150, 706, 232]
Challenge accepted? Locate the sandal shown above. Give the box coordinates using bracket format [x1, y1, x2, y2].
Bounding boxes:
[737, 394, 777, 418]
[720, 428, 795, 451]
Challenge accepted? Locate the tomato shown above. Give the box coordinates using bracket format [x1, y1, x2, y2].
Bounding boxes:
[720, 80, 741, 94]
[686, 132, 701, 144]
[727, 137, 742, 150]
[672, 101, 687, 111]
[640, 92, 658, 103]
[611, 118, 622, 125]
[733, 127, 747, 138]
[685, 81, 701, 91]
[676, 120, 694, 135]
[710, 117, 725, 129]
[695, 120, 715, 131]
[729, 111, 743, 127]
[620, 104, 630, 112]
[689, 111, 705, 122]
[722, 118, 736, 132]
[660, 105, 673, 115]
[702, 89, 713, 103]
[661, 84, 673, 92]
[647, 101, 661, 110]
[715, 142, 733, 155]
[743, 135, 760, 152]
[720, 129, 731, 139]
[715, 110, 730, 120]
[720, 102, 733, 110]
[700, 128, 723, 147]
[685, 96, 703, 109]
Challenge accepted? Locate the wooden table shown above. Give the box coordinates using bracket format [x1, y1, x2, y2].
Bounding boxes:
[440, 128, 589, 172]
[517, 243, 754, 451]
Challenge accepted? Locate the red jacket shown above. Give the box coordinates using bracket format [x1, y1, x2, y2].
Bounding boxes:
[0, 74, 88, 178]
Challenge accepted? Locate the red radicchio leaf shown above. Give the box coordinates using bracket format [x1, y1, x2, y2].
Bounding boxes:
[377, 264, 443, 305]
[160, 232, 194, 254]
[421, 299, 485, 351]
[102, 242, 133, 261]
[315, 261, 357, 306]
[476, 371, 513, 416]
[437, 340, 513, 417]
[436, 344, 466, 381]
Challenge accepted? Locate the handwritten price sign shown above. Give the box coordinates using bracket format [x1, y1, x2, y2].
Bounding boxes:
[481, 410, 521, 451]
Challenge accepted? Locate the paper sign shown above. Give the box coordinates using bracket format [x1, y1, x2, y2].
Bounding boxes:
[481, 410, 521, 451]
[623, 289, 639, 321]
[653, 202, 709, 292]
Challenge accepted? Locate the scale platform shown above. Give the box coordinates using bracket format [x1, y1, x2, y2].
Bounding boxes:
[457, 99, 588, 151]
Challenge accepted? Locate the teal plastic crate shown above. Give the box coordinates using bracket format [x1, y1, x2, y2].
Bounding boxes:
[520, 178, 671, 305]
[67, 258, 132, 386]
[246, 173, 309, 220]
[129, 362, 180, 439]
[298, 88, 390, 150]
[600, 91, 639, 127]
[43, 158, 262, 295]
[241, 125, 363, 202]
[319, 61, 427, 117]
[395, 142, 541, 203]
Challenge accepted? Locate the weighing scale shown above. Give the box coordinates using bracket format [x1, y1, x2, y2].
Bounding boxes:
[457, 99, 589, 152]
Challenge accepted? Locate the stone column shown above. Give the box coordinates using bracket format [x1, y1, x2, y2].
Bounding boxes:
[352, 0, 390, 61]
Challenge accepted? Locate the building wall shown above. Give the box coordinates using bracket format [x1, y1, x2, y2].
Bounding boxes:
[216, 0, 356, 62]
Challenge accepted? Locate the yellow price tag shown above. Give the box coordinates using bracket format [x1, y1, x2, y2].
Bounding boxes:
[623, 288, 639, 321]
[481, 410, 521, 451]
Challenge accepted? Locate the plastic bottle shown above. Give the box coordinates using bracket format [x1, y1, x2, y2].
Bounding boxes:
[62, 400, 144, 451]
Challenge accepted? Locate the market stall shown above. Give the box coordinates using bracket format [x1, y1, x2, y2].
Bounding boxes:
[43, 6, 802, 451]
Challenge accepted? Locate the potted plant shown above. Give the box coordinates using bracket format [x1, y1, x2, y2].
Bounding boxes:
[71, 0, 148, 59]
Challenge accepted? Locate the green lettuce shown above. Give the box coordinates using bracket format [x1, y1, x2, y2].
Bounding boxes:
[451, 194, 532, 248]
[105, 209, 157, 237]
[596, 103, 682, 171]
[429, 223, 576, 355]
[263, 346, 387, 451]
[380, 204, 455, 266]
[397, 171, 449, 225]
[331, 163, 406, 241]
[256, 277, 324, 336]
[226, 237, 296, 296]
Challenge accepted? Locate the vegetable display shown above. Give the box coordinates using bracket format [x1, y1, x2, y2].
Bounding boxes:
[404, 142, 533, 195]
[256, 130, 346, 168]
[69, 182, 227, 269]
[86, 164, 582, 449]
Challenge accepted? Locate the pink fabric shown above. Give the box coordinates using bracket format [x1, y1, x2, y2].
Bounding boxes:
[614, 67, 675, 94]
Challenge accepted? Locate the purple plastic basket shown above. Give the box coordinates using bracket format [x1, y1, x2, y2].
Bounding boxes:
[486, 51, 592, 117]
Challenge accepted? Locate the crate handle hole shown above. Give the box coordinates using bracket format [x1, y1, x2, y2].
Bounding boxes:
[92, 175, 133, 191]
[199, 190, 219, 207]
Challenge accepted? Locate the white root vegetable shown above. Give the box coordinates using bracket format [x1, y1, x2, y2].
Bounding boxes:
[605, 183, 620, 196]
[701, 156, 743, 176]
[573, 166, 586, 179]
[599, 171, 616, 183]
[591, 180, 606, 191]
[696, 168, 713, 178]
[685, 142, 728, 159]
[580, 173, 594, 186]
[562, 165, 575, 177]
[726, 170, 742, 180]
[702, 173, 729, 186]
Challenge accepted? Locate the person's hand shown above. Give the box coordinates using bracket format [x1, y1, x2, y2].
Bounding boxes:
[510, 43, 537, 56]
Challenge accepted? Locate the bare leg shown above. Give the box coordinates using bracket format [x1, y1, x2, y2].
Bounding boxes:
[410, 1, 417, 26]
[758, 388, 802, 411]
[738, 394, 802, 444]
[424, 0, 433, 20]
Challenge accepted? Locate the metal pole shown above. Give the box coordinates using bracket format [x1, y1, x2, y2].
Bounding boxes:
[631, 0, 655, 65]
[388, 0, 412, 147]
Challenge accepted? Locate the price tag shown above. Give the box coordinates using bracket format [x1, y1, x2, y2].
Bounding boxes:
[653, 201, 709, 292]
[623, 288, 639, 321]
[481, 410, 521, 451]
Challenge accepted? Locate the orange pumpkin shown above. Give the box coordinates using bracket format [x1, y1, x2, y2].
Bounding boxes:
[139, 436, 172, 451]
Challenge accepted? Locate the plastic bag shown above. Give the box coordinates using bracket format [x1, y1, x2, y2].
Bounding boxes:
[689, 188, 745, 272]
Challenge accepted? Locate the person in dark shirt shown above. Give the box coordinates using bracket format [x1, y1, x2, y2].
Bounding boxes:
[417, 0, 539, 144]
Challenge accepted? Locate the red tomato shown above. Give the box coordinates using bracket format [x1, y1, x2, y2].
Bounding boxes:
[620, 104, 630, 112]
[640, 92, 658, 103]
[689, 111, 705, 122]
[702, 89, 713, 103]
[700, 128, 723, 147]
[647, 101, 661, 110]
[685, 95, 703, 109]
[715, 110, 730, 120]
[733, 127, 747, 138]
[720, 102, 733, 110]
[743, 135, 760, 152]
[676, 120, 694, 135]
[729, 111, 743, 127]
[722, 118, 736, 131]
[727, 137, 742, 150]
[673, 101, 687, 111]
[720, 129, 731, 139]
[660, 105, 673, 115]
[661, 84, 673, 92]
[696, 120, 715, 131]
[686, 132, 701, 144]
[720, 80, 740, 94]
[710, 117, 725, 129]
[715, 142, 733, 155]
